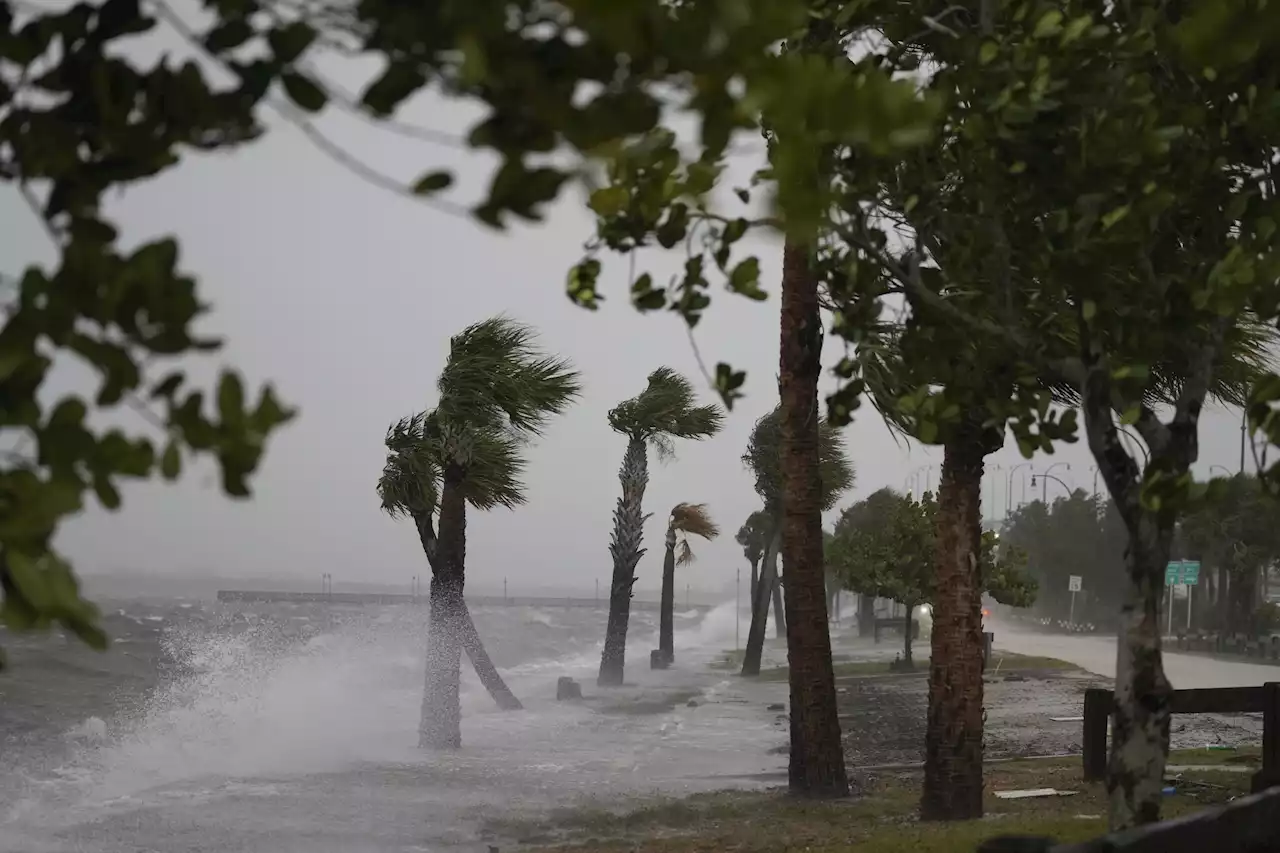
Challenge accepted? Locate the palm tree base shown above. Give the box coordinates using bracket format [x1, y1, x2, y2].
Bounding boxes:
[649, 649, 672, 669]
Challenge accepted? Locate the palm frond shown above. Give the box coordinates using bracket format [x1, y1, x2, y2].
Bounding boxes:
[676, 539, 696, 567]
[437, 315, 583, 438]
[670, 502, 719, 541]
[609, 367, 724, 442]
[455, 427, 529, 511]
[378, 417, 442, 519]
[736, 509, 773, 562]
[743, 406, 855, 511]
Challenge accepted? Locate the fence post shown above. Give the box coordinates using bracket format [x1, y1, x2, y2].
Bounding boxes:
[1082, 688, 1110, 782]
[1252, 681, 1280, 794]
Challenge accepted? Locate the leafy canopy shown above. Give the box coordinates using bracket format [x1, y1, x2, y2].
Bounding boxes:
[669, 502, 719, 567]
[608, 367, 724, 458]
[377, 317, 581, 521]
[735, 509, 774, 563]
[830, 489, 1036, 609]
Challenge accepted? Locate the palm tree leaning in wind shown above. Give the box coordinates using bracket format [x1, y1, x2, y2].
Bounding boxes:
[740, 405, 854, 678]
[657, 502, 719, 667]
[598, 367, 724, 687]
[378, 317, 581, 748]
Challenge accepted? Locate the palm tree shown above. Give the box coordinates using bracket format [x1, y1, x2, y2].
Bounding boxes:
[378, 317, 581, 748]
[740, 405, 854, 678]
[598, 367, 723, 687]
[657, 502, 719, 666]
[736, 510, 772, 596]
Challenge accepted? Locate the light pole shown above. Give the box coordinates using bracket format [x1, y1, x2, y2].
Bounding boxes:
[1036, 462, 1071, 504]
[1209, 464, 1232, 479]
[1117, 426, 1150, 468]
[1030, 472, 1071, 504]
[983, 464, 1003, 521]
[1007, 462, 1033, 514]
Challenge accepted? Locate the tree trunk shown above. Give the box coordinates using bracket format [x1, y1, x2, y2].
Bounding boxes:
[414, 511, 522, 712]
[903, 603, 915, 668]
[659, 523, 677, 665]
[420, 469, 466, 749]
[750, 559, 759, 602]
[458, 602, 522, 710]
[858, 593, 875, 637]
[742, 528, 780, 676]
[778, 238, 849, 798]
[1107, 515, 1173, 829]
[921, 434, 986, 820]
[599, 436, 648, 686]
[771, 573, 787, 637]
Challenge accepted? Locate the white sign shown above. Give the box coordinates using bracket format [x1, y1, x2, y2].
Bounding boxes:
[1068, 575, 1083, 593]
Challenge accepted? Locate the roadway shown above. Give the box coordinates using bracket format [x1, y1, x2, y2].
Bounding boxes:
[990, 615, 1280, 689]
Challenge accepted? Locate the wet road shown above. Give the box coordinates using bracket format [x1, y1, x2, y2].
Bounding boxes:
[991, 616, 1280, 688]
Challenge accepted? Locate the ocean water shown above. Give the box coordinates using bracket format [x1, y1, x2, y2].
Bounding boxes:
[0, 597, 783, 853]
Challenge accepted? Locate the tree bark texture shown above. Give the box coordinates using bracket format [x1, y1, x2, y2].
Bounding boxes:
[750, 559, 759, 602]
[903, 603, 915, 667]
[778, 239, 849, 798]
[922, 435, 987, 820]
[741, 527, 780, 677]
[1107, 517, 1173, 829]
[420, 470, 466, 749]
[599, 436, 648, 686]
[659, 523, 677, 665]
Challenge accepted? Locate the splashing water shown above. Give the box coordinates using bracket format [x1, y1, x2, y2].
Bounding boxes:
[1, 598, 778, 853]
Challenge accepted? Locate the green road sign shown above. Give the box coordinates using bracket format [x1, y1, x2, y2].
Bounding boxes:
[1165, 560, 1202, 586]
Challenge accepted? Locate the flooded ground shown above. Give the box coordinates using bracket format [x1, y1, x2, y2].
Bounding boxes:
[1, 602, 1269, 852]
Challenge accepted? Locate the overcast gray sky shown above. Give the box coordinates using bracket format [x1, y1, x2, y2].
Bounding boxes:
[3, 8, 1260, 599]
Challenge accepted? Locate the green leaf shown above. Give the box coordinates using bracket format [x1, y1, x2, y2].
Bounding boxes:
[93, 475, 122, 510]
[281, 72, 327, 112]
[218, 372, 245, 424]
[412, 171, 454, 195]
[268, 21, 317, 64]
[1082, 300, 1097, 322]
[1033, 10, 1064, 38]
[160, 441, 182, 480]
[588, 186, 629, 217]
[1100, 205, 1131, 230]
[979, 42, 999, 65]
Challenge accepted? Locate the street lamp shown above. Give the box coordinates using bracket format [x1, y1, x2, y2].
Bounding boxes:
[1030, 472, 1070, 504]
[1007, 462, 1033, 513]
[1209, 464, 1233, 479]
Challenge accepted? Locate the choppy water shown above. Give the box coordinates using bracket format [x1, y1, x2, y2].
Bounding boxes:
[1, 597, 782, 853]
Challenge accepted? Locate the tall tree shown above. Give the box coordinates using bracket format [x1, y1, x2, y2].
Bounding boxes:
[598, 368, 723, 687]
[657, 502, 719, 666]
[739, 405, 854, 686]
[378, 317, 581, 748]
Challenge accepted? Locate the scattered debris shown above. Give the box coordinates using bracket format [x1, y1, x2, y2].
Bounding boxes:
[994, 788, 1078, 800]
[767, 703, 785, 712]
[1074, 814, 1102, 820]
[1162, 786, 1177, 796]
[686, 699, 698, 708]
[1049, 716, 1084, 722]
[1206, 744, 1236, 751]
[1004, 674, 1028, 682]
[556, 677, 582, 701]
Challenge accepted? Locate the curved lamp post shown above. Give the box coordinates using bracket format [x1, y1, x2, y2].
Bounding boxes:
[1030, 472, 1071, 504]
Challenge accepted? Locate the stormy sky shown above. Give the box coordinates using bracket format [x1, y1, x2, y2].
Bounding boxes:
[3, 4, 1261, 599]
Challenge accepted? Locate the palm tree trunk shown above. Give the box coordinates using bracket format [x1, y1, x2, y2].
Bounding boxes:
[741, 527, 780, 676]
[458, 602, 522, 710]
[414, 512, 522, 711]
[1107, 516, 1173, 829]
[921, 434, 986, 820]
[421, 469, 466, 749]
[778, 238, 848, 798]
[750, 559, 759, 601]
[659, 523, 677, 665]
[599, 436, 648, 686]
[771, 574, 787, 638]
